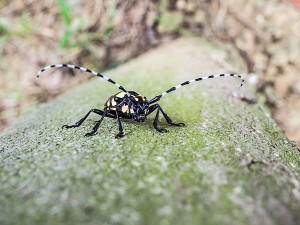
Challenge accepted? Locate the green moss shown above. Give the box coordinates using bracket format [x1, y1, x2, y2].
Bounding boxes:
[1, 38, 299, 225]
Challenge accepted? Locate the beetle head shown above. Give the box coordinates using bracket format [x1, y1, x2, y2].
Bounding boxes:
[132, 101, 149, 122]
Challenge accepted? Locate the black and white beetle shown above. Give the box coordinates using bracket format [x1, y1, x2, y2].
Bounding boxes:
[37, 64, 244, 138]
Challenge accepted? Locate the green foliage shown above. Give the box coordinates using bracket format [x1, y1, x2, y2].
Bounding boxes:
[56, 0, 72, 26]
[15, 14, 33, 37]
[55, 0, 72, 48]
[0, 17, 11, 36]
[55, 0, 80, 49]
[0, 13, 33, 47]
[157, 0, 184, 33]
[102, 0, 116, 41]
[159, 11, 184, 33]
[0, 14, 33, 106]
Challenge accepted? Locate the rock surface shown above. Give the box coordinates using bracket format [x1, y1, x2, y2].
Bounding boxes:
[1, 38, 299, 225]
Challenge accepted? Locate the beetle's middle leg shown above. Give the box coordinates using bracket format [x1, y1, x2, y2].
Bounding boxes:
[62, 109, 115, 129]
[115, 111, 124, 138]
[84, 110, 109, 137]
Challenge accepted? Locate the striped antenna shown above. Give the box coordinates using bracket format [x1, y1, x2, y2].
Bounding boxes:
[148, 73, 244, 104]
[36, 64, 128, 93]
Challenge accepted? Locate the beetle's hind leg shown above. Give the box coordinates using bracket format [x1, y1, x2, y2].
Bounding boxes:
[62, 109, 108, 129]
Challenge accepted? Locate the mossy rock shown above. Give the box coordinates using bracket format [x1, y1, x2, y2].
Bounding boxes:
[1, 38, 299, 225]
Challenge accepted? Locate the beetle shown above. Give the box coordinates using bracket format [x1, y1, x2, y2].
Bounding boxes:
[37, 64, 244, 138]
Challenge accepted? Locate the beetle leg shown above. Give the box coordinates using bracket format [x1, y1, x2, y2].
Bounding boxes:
[62, 109, 108, 129]
[158, 106, 185, 127]
[149, 104, 167, 133]
[84, 111, 108, 137]
[148, 104, 185, 133]
[115, 111, 124, 138]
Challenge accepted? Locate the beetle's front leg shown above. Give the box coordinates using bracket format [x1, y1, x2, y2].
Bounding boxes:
[148, 104, 167, 132]
[159, 106, 185, 127]
[153, 105, 168, 133]
[148, 104, 185, 133]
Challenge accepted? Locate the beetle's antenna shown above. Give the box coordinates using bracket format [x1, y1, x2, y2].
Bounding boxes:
[148, 73, 244, 104]
[36, 64, 128, 93]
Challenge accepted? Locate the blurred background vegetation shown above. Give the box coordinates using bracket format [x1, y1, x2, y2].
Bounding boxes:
[0, 0, 300, 145]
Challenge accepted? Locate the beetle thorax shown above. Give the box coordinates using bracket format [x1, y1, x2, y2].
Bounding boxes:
[105, 91, 149, 122]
